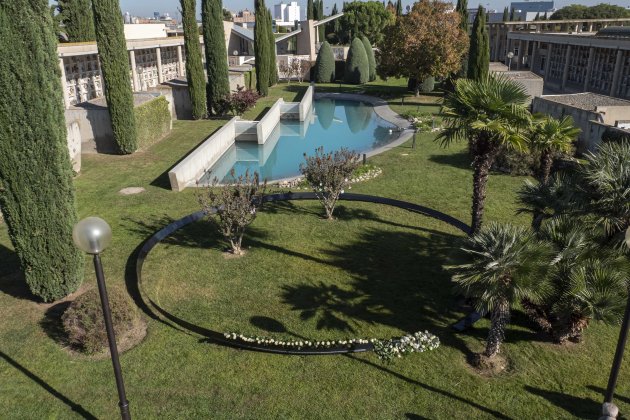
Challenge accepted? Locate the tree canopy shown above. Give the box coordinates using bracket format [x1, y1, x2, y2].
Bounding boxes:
[340, 1, 394, 45]
[56, 0, 95, 42]
[551, 3, 630, 20]
[377, 0, 467, 95]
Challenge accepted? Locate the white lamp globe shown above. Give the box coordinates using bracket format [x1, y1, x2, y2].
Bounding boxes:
[73, 217, 112, 254]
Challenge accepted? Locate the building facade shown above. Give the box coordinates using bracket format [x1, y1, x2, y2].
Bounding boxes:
[274, 2, 300, 24]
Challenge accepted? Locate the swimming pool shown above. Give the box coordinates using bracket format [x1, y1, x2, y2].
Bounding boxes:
[200, 98, 402, 184]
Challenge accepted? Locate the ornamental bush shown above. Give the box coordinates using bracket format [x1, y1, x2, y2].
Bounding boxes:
[0, 0, 84, 301]
[314, 41, 336, 83]
[226, 88, 261, 115]
[420, 76, 435, 93]
[344, 37, 369, 84]
[360, 36, 377, 82]
[62, 288, 141, 354]
[198, 170, 267, 255]
[135, 96, 172, 150]
[300, 147, 360, 219]
[92, 0, 138, 153]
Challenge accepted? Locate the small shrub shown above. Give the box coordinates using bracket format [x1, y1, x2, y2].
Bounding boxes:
[134, 96, 172, 149]
[198, 170, 267, 255]
[300, 147, 360, 219]
[62, 288, 140, 355]
[226, 87, 260, 116]
[420, 77, 435, 93]
[493, 146, 541, 176]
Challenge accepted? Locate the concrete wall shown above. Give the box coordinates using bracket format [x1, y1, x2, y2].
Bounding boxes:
[257, 99, 284, 144]
[168, 117, 239, 191]
[65, 105, 116, 154]
[66, 121, 81, 172]
[123, 24, 168, 40]
[596, 106, 630, 125]
[299, 85, 314, 121]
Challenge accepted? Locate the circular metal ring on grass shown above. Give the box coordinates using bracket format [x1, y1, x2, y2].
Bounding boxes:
[135, 192, 470, 355]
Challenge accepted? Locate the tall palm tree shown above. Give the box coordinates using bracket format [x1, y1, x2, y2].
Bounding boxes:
[450, 223, 553, 360]
[437, 75, 531, 234]
[529, 115, 580, 184]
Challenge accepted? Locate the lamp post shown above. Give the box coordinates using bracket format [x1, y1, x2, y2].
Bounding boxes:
[507, 52, 515, 71]
[72, 217, 131, 420]
[600, 226, 630, 420]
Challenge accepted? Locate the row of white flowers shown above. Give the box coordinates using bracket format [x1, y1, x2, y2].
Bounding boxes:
[277, 167, 383, 190]
[223, 330, 440, 362]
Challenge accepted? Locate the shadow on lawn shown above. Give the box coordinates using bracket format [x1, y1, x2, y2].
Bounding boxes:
[0, 243, 38, 301]
[0, 350, 97, 419]
[587, 385, 630, 405]
[428, 150, 472, 170]
[524, 385, 601, 419]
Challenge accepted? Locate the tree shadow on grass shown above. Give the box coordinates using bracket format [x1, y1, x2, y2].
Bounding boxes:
[524, 385, 601, 419]
[586, 385, 630, 406]
[0, 243, 39, 301]
[39, 301, 71, 348]
[428, 150, 472, 170]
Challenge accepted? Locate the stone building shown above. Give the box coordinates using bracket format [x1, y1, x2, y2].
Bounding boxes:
[488, 19, 630, 100]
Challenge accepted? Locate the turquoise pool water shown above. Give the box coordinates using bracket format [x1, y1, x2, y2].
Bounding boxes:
[201, 98, 401, 183]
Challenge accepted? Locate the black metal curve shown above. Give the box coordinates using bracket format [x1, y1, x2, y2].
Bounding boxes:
[135, 193, 470, 355]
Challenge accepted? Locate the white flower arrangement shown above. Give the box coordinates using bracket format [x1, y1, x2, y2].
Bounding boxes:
[222, 330, 439, 362]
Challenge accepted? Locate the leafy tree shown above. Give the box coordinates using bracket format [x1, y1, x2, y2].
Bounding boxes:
[56, 0, 95, 42]
[437, 75, 531, 234]
[360, 36, 376, 81]
[266, 8, 278, 86]
[223, 8, 233, 21]
[314, 41, 336, 82]
[202, 0, 230, 115]
[340, 1, 395, 45]
[92, 0, 138, 153]
[551, 3, 630, 20]
[502, 6, 509, 21]
[451, 223, 553, 360]
[377, 0, 467, 96]
[254, 0, 270, 96]
[181, 0, 207, 119]
[467, 5, 489, 81]
[529, 115, 580, 184]
[0, 0, 84, 301]
[344, 37, 369, 84]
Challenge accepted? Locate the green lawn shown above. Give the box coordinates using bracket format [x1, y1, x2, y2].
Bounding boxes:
[0, 80, 629, 419]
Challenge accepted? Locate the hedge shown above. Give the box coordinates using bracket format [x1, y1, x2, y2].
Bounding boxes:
[314, 41, 335, 83]
[0, 0, 84, 301]
[135, 96, 172, 150]
[360, 36, 376, 82]
[420, 76, 435, 93]
[344, 37, 369, 84]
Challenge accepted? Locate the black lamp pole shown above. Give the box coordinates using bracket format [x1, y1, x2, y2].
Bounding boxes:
[93, 254, 131, 420]
[604, 295, 630, 403]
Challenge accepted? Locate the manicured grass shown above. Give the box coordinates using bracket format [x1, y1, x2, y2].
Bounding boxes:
[1, 80, 629, 419]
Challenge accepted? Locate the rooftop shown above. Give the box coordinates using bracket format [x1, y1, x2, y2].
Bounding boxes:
[502, 71, 543, 80]
[596, 26, 630, 38]
[540, 93, 630, 110]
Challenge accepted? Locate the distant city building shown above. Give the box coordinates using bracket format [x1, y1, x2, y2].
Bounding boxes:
[124, 11, 131, 24]
[274, 2, 301, 24]
[154, 11, 160, 20]
[233, 9, 256, 24]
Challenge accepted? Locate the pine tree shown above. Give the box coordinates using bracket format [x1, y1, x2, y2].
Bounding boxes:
[308, 0, 314, 19]
[56, 0, 95, 41]
[395, 0, 403, 16]
[180, 0, 207, 119]
[467, 5, 489, 81]
[0, 0, 84, 301]
[266, 8, 278, 86]
[314, 41, 336, 82]
[202, 0, 230, 115]
[255, 0, 270, 95]
[360, 35, 376, 81]
[344, 37, 369, 84]
[502, 6, 509, 21]
[92, 0, 138, 153]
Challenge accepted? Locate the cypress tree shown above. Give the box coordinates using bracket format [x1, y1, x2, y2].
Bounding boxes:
[314, 41, 335, 82]
[57, 0, 95, 42]
[455, 0, 469, 77]
[534, 12, 540, 21]
[307, 0, 314, 19]
[502, 6, 509, 21]
[360, 35, 376, 81]
[467, 5, 489, 81]
[0, 0, 84, 301]
[510, 7, 516, 21]
[317, 0, 325, 42]
[344, 37, 369, 84]
[180, 0, 207, 119]
[92, 0, 138, 153]
[396, 0, 403, 16]
[202, 0, 230, 115]
[266, 9, 278, 86]
[254, 0, 270, 96]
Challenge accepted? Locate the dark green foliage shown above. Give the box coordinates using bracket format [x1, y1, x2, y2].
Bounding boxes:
[360, 36, 376, 82]
[92, 0, 138, 153]
[509, 7, 516, 21]
[62, 288, 141, 354]
[267, 9, 278, 86]
[602, 128, 630, 144]
[502, 6, 509, 21]
[307, 0, 314, 19]
[314, 41, 336, 82]
[135, 96, 172, 150]
[202, 0, 231, 115]
[455, 0, 468, 32]
[0, 0, 83, 301]
[534, 12, 541, 21]
[254, 0, 270, 95]
[467, 5, 489, 81]
[340, 1, 394, 45]
[244, 69, 257, 90]
[223, 8, 233, 21]
[56, 0, 95, 42]
[326, 3, 341, 41]
[180, 0, 208, 119]
[420, 76, 435, 93]
[345, 37, 369, 84]
[551, 3, 630, 20]
[395, 0, 402, 16]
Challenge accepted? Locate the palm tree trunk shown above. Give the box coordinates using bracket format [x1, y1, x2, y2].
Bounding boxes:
[471, 138, 498, 235]
[540, 149, 553, 184]
[554, 314, 589, 344]
[521, 298, 552, 333]
[484, 300, 510, 358]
